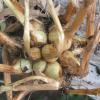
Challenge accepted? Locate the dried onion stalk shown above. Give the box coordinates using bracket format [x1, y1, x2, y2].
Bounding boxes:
[23, 0, 30, 54]
[47, 0, 64, 54]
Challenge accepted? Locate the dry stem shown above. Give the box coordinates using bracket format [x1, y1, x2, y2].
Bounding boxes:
[0, 64, 22, 74]
[65, 7, 87, 37]
[2, 46, 12, 100]
[64, 88, 100, 96]
[11, 76, 59, 87]
[81, 22, 100, 76]
[0, 83, 60, 94]
[23, 0, 30, 54]
[68, 21, 100, 76]
[47, 0, 64, 33]
[0, 76, 60, 94]
[47, 0, 64, 54]
[14, 83, 60, 91]
[64, 1, 92, 50]
[4, 73, 12, 100]
[3, 0, 24, 24]
[64, 2, 76, 24]
[86, 0, 96, 36]
[2, 46, 22, 74]
[64, 9, 85, 50]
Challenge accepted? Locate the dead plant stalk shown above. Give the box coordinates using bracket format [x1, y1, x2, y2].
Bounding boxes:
[64, 88, 100, 96]
[47, 0, 65, 54]
[65, 0, 95, 49]
[86, 0, 96, 36]
[2, 46, 12, 100]
[81, 22, 100, 74]
[0, 76, 60, 94]
[23, 0, 30, 54]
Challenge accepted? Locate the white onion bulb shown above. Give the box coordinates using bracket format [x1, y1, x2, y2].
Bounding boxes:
[45, 62, 62, 80]
[14, 59, 32, 73]
[32, 60, 47, 75]
[42, 44, 58, 62]
[30, 47, 41, 60]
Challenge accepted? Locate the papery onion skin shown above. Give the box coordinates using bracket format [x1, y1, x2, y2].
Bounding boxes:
[31, 19, 47, 46]
[31, 31, 47, 46]
[48, 25, 65, 54]
[44, 62, 62, 80]
[32, 60, 47, 75]
[14, 59, 32, 73]
[59, 50, 81, 75]
[42, 44, 58, 63]
[59, 50, 80, 67]
[30, 47, 41, 60]
[31, 19, 44, 31]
